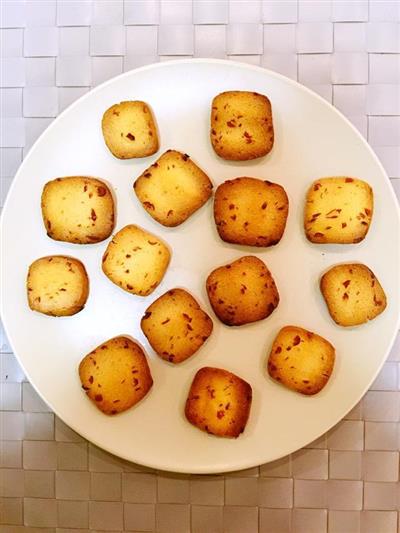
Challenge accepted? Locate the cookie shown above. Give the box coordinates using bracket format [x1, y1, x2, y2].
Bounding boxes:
[214, 177, 289, 247]
[27, 256, 89, 317]
[185, 367, 252, 438]
[79, 336, 153, 415]
[206, 256, 279, 326]
[141, 288, 213, 364]
[267, 326, 335, 395]
[210, 90, 274, 161]
[304, 177, 373, 244]
[134, 150, 213, 227]
[102, 224, 170, 296]
[41, 176, 115, 244]
[320, 263, 387, 327]
[101, 101, 159, 159]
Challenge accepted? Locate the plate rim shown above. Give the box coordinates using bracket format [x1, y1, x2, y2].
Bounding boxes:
[1, 58, 400, 474]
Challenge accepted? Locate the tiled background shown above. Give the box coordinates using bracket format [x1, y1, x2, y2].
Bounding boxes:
[1, 0, 400, 531]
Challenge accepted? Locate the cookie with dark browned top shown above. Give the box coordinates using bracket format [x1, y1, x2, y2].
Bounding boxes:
[206, 256, 279, 326]
[27, 255, 89, 317]
[41, 176, 115, 244]
[185, 367, 252, 438]
[79, 336, 153, 415]
[214, 177, 289, 247]
[320, 263, 387, 327]
[141, 288, 213, 364]
[102, 101, 159, 159]
[210, 91, 274, 160]
[304, 177, 373, 244]
[134, 150, 213, 227]
[267, 326, 335, 395]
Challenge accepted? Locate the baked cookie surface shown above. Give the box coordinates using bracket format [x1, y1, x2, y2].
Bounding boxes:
[214, 177, 289, 247]
[320, 263, 387, 326]
[185, 367, 252, 438]
[134, 150, 213, 227]
[141, 288, 213, 364]
[210, 91, 274, 160]
[27, 255, 89, 317]
[41, 176, 115, 244]
[79, 336, 153, 415]
[102, 224, 170, 296]
[304, 177, 373, 244]
[102, 101, 159, 159]
[267, 326, 335, 395]
[206, 256, 279, 326]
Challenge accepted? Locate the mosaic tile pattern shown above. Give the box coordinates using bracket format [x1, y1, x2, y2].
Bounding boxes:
[1, 1, 399, 531]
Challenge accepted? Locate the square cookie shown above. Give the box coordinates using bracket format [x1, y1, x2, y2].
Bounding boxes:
[27, 255, 89, 317]
[267, 326, 335, 395]
[214, 177, 289, 247]
[134, 150, 213, 227]
[304, 177, 373, 244]
[185, 367, 252, 438]
[102, 100, 159, 159]
[210, 90, 274, 160]
[320, 263, 387, 326]
[206, 255, 279, 326]
[102, 224, 170, 296]
[41, 176, 115, 244]
[141, 288, 213, 364]
[79, 336, 153, 415]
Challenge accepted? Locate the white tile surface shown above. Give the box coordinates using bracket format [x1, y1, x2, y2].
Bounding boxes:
[226, 23, 263, 55]
[229, 0, 262, 24]
[93, 0, 123, 25]
[0, 118, 25, 147]
[57, 0, 93, 26]
[333, 84, 366, 115]
[334, 22, 366, 52]
[158, 24, 194, 55]
[24, 26, 58, 57]
[261, 53, 297, 80]
[26, 0, 56, 27]
[124, 0, 160, 25]
[193, 0, 228, 25]
[368, 116, 400, 146]
[59, 26, 90, 56]
[298, 0, 331, 22]
[0, 0, 25, 28]
[25, 57, 55, 86]
[296, 22, 333, 53]
[331, 52, 368, 84]
[264, 24, 296, 54]
[367, 84, 400, 116]
[160, 0, 192, 25]
[0, 88, 22, 117]
[298, 54, 331, 84]
[0, 28, 23, 57]
[332, 0, 368, 22]
[195, 25, 226, 58]
[262, 0, 297, 23]
[23, 86, 58, 117]
[369, 1, 400, 22]
[91, 56, 123, 87]
[367, 22, 400, 53]
[90, 25, 126, 56]
[56, 56, 91, 86]
[1, 57, 25, 87]
[369, 54, 400, 84]
[0, 148, 22, 177]
[126, 25, 158, 55]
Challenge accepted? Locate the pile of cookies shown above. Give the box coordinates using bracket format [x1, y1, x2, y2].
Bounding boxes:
[27, 91, 387, 440]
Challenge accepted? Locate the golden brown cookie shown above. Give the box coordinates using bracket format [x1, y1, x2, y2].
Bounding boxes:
[101, 101, 159, 159]
[304, 177, 373, 244]
[185, 367, 252, 438]
[134, 150, 213, 227]
[210, 91, 274, 160]
[320, 263, 387, 327]
[206, 256, 279, 326]
[41, 177, 115, 244]
[141, 288, 213, 364]
[214, 177, 289, 247]
[267, 326, 335, 395]
[102, 224, 170, 296]
[79, 336, 153, 415]
[27, 255, 89, 317]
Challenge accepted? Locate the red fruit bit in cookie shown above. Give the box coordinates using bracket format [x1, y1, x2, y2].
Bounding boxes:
[91, 209, 97, 221]
[343, 280, 351, 288]
[217, 410, 225, 419]
[95, 394, 103, 402]
[97, 186, 106, 196]
[126, 133, 135, 141]
[293, 335, 301, 346]
[345, 178, 354, 183]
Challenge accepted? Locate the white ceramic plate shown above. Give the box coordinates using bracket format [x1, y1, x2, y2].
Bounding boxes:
[1, 59, 399, 474]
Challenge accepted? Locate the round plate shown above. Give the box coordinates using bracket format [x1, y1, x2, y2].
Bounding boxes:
[1, 59, 399, 474]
